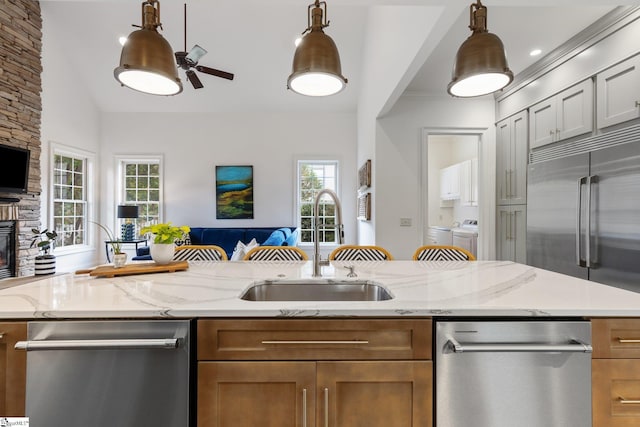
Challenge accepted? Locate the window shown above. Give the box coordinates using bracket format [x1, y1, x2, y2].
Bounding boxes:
[297, 160, 339, 244]
[52, 150, 90, 249]
[118, 157, 163, 232]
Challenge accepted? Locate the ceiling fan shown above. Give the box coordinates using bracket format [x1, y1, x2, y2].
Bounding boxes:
[174, 4, 234, 89]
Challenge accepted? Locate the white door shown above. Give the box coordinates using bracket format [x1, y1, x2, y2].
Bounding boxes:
[596, 55, 640, 129]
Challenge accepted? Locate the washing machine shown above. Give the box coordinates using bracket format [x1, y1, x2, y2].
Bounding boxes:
[452, 219, 478, 258]
[427, 226, 453, 245]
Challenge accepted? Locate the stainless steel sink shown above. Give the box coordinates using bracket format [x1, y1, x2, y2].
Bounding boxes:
[240, 279, 393, 301]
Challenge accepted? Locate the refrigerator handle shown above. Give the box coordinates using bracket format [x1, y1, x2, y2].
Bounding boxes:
[576, 177, 587, 267]
[586, 175, 598, 268]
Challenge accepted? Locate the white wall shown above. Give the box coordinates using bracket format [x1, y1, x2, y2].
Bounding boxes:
[100, 112, 357, 259]
[376, 95, 495, 260]
[41, 4, 102, 272]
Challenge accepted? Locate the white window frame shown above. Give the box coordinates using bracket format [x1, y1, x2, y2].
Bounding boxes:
[49, 142, 95, 255]
[115, 154, 164, 233]
[295, 159, 340, 248]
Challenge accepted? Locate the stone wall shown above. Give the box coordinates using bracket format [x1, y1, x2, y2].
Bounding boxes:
[0, 0, 42, 276]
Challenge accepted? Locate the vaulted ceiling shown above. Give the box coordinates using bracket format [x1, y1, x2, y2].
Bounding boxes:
[40, 0, 620, 114]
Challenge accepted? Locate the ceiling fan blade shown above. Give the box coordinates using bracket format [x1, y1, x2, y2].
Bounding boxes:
[195, 65, 234, 81]
[186, 70, 204, 89]
[186, 45, 207, 65]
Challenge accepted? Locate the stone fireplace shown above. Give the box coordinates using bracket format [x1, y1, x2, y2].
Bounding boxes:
[0, 221, 16, 279]
[0, 0, 43, 277]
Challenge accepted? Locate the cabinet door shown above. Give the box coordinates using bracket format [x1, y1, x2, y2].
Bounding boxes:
[529, 98, 556, 149]
[497, 112, 527, 205]
[496, 205, 526, 263]
[317, 361, 432, 427]
[557, 79, 593, 141]
[496, 118, 511, 205]
[198, 362, 315, 427]
[510, 112, 528, 205]
[0, 322, 26, 416]
[439, 164, 460, 200]
[459, 159, 476, 207]
[593, 359, 640, 427]
[597, 55, 640, 129]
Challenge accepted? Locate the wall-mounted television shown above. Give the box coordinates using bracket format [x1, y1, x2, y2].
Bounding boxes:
[0, 144, 30, 193]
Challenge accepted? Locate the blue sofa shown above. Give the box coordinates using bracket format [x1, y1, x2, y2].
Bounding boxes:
[133, 226, 299, 260]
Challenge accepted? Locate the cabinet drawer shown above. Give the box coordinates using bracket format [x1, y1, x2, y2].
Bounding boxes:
[198, 319, 432, 361]
[592, 318, 640, 358]
[593, 359, 640, 426]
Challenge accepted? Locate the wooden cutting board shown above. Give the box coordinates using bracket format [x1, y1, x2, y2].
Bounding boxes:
[76, 261, 189, 278]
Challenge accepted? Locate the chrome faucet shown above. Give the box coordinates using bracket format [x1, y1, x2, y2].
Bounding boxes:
[313, 189, 344, 277]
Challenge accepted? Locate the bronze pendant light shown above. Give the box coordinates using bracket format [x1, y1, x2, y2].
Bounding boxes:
[448, 0, 513, 97]
[114, 0, 183, 96]
[287, 0, 347, 97]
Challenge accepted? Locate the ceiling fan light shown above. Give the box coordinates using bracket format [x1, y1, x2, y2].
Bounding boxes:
[447, 1, 513, 97]
[287, 0, 347, 97]
[114, 0, 182, 96]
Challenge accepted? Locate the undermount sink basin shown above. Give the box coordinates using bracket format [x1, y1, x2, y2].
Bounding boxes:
[240, 279, 394, 302]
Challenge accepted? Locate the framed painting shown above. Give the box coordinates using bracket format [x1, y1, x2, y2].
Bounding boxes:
[215, 165, 254, 219]
[357, 192, 371, 221]
[358, 159, 371, 191]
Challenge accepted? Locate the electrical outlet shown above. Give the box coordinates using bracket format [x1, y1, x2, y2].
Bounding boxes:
[400, 218, 412, 227]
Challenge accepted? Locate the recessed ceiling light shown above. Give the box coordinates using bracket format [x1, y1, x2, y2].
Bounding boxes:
[118, 36, 128, 46]
[530, 49, 542, 57]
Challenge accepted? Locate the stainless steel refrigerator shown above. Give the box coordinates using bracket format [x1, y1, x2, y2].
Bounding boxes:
[527, 138, 640, 292]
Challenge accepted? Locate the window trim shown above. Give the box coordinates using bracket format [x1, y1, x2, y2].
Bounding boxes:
[115, 154, 165, 231]
[49, 142, 96, 255]
[295, 158, 341, 248]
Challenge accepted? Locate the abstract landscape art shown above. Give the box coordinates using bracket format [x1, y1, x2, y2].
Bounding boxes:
[215, 165, 254, 219]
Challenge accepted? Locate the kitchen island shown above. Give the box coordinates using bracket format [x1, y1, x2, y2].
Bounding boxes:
[3, 260, 640, 427]
[0, 260, 639, 318]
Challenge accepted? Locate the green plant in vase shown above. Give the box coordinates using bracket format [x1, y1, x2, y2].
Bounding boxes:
[140, 223, 190, 264]
[31, 228, 58, 275]
[90, 221, 126, 267]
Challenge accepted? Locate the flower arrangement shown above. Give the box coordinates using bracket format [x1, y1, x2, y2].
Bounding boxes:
[90, 221, 122, 254]
[140, 223, 190, 244]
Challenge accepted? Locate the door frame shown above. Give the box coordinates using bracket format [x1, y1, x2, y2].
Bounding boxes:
[419, 127, 487, 259]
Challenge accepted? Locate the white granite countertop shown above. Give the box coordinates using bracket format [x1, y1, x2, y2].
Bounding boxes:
[1, 260, 640, 319]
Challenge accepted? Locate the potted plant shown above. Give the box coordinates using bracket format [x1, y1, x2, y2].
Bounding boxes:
[91, 221, 126, 268]
[140, 223, 190, 265]
[31, 228, 58, 275]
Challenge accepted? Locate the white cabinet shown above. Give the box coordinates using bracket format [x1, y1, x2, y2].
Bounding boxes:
[529, 79, 593, 149]
[497, 205, 526, 263]
[596, 55, 640, 129]
[459, 158, 478, 207]
[496, 111, 527, 205]
[440, 163, 460, 200]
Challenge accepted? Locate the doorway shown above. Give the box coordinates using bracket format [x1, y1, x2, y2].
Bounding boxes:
[420, 128, 484, 258]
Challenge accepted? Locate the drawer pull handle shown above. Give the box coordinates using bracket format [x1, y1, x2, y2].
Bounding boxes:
[618, 338, 640, 343]
[324, 387, 329, 427]
[261, 340, 369, 345]
[619, 397, 640, 404]
[302, 388, 307, 427]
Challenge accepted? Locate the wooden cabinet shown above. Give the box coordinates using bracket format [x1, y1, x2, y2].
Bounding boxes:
[439, 164, 460, 200]
[197, 319, 432, 427]
[592, 318, 640, 426]
[0, 322, 26, 416]
[496, 205, 526, 263]
[596, 55, 640, 129]
[459, 158, 478, 207]
[529, 79, 593, 149]
[496, 111, 527, 206]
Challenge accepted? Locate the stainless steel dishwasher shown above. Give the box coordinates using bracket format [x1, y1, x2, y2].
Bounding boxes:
[435, 320, 592, 427]
[15, 320, 192, 427]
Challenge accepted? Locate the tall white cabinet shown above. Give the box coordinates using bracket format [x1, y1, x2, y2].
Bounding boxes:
[496, 111, 528, 263]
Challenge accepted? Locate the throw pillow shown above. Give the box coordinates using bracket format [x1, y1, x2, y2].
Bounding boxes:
[230, 238, 259, 261]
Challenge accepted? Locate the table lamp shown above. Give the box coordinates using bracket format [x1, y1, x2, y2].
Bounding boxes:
[117, 205, 139, 241]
